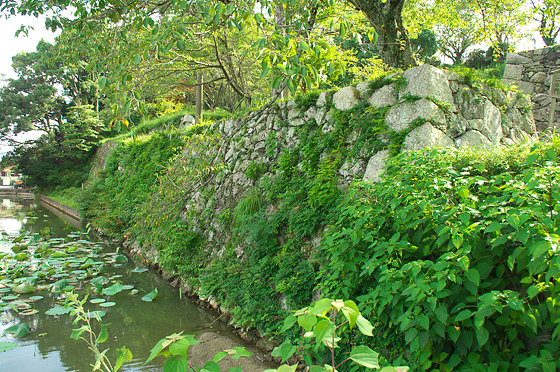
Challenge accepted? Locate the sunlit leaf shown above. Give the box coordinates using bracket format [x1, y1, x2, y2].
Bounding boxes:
[349, 346, 379, 368]
[115, 347, 133, 371]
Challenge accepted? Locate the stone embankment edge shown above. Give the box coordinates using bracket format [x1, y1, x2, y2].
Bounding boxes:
[39, 195, 81, 221]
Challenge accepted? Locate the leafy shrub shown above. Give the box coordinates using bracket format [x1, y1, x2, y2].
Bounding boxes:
[318, 143, 560, 371]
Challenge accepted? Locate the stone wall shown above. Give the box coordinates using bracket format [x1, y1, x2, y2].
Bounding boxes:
[111, 63, 537, 338]
[502, 46, 560, 132]
[215, 64, 536, 188]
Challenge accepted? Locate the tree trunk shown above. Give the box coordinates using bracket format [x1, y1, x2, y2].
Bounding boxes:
[347, 0, 417, 69]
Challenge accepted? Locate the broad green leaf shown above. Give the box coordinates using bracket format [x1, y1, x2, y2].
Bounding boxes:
[530, 241, 550, 258]
[455, 309, 472, 322]
[356, 315, 373, 336]
[313, 319, 335, 342]
[298, 313, 317, 331]
[164, 356, 189, 372]
[0, 342, 17, 352]
[280, 313, 297, 333]
[4, 323, 31, 337]
[97, 324, 109, 343]
[341, 300, 359, 328]
[452, 234, 463, 249]
[228, 346, 252, 360]
[202, 361, 220, 372]
[486, 221, 501, 233]
[271, 341, 296, 364]
[349, 345, 380, 369]
[466, 268, 480, 286]
[169, 338, 191, 358]
[310, 298, 332, 315]
[71, 325, 89, 340]
[145, 338, 166, 364]
[476, 326, 489, 346]
[115, 347, 133, 371]
[276, 364, 298, 372]
[213, 351, 227, 362]
[520, 312, 537, 333]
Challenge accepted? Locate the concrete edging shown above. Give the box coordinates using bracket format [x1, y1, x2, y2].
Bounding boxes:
[39, 195, 81, 221]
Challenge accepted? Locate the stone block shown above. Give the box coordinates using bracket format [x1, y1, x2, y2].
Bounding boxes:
[368, 84, 397, 108]
[506, 53, 532, 65]
[333, 86, 360, 111]
[530, 72, 547, 83]
[363, 150, 390, 182]
[503, 64, 523, 80]
[403, 123, 454, 151]
[401, 64, 454, 105]
[454, 130, 492, 148]
[385, 99, 446, 133]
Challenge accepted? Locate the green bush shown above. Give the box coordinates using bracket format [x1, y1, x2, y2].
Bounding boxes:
[318, 143, 560, 371]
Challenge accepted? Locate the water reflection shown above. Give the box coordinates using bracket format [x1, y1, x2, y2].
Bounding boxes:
[0, 196, 238, 372]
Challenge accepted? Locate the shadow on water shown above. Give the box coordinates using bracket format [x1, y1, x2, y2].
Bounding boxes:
[0, 196, 245, 372]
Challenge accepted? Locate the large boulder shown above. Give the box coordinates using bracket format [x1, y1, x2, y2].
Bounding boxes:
[333, 86, 360, 111]
[454, 130, 492, 148]
[189, 332, 272, 372]
[385, 99, 446, 133]
[368, 85, 397, 108]
[401, 64, 454, 106]
[363, 150, 390, 182]
[403, 123, 454, 151]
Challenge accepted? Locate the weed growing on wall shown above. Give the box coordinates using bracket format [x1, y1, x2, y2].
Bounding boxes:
[81, 132, 185, 238]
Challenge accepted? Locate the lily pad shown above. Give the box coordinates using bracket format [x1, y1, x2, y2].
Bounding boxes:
[90, 299, 106, 304]
[84, 310, 106, 319]
[141, 288, 158, 302]
[2, 295, 20, 301]
[12, 283, 35, 294]
[99, 302, 116, 307]
[102, 283, 124, 296]
[131, 267, 148, 273]
[45, 306, 72, 316]
[0, 342, 17, 352]
[28, 296, 44, 302]
[4, 323, 31, 337]
[20, 309, 39, 316]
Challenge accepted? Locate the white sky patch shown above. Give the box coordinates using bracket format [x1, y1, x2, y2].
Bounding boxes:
[0, 14, 60, 81]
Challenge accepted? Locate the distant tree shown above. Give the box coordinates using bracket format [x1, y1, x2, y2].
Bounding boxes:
[529, 0, 560, 46]
[0, 40, 104, 188]
[410, 29, 438, 62]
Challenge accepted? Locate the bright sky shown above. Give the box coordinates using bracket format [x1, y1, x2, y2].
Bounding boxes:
[0, 15, 60, 80]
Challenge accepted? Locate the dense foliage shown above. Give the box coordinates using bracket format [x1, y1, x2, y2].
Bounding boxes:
[79, 90, 559, 372]
[319, 143, 560, 371]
